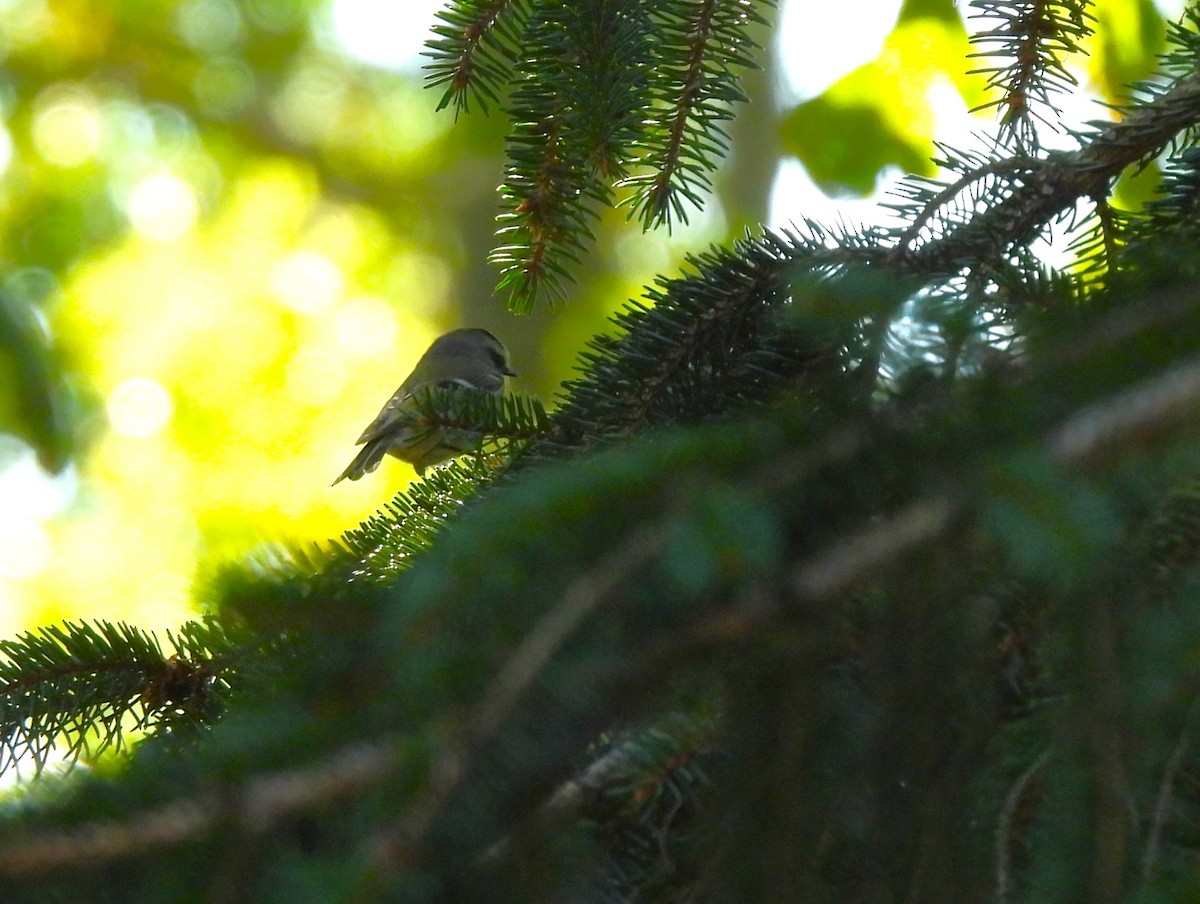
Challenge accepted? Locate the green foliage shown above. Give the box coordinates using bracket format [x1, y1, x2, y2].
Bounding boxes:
[0, 617, 255, 776]
[781, 95, 932, 195]
[0, 286, 73, 471]
[968, 0, 1094, 149]
[429, 0, 773, 310]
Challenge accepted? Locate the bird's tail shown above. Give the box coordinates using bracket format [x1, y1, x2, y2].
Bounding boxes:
[331, 440, 389, 486]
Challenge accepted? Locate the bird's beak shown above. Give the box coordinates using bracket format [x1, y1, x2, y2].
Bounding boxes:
[503, 366, 518, 377]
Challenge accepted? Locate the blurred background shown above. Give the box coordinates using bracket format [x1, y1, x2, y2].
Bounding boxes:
[0, 0, 1172, 634]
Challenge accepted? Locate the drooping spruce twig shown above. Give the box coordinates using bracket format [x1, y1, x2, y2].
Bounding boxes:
[968, 0, 1094, 148]
[430, 0, 772, 309]
[425, 0, 527, 114]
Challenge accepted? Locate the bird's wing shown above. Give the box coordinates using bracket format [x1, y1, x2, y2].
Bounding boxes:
[353, 378, 478, 445]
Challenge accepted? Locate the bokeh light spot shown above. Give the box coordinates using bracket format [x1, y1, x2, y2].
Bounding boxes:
[328, 0, 442, 71]
[107, 378, 173, 438]
[272, 62, 345, 144]
[0, 123, 13, 175]
[193, 56, 257, 117]
[1, 0, 54, 51]
[0, 518, 51, 579]
[175, 0, 244, 52]
[32, 86, 102, 166]
[0, 440, 76, 518]
[127, 173, 199, 241]
[286, 348, 346, 406]
[271, 250, 344, 315]
[335, 296, 397, 357]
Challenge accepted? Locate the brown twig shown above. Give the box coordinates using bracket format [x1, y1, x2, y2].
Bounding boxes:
[787, 346, 1200, 601]
[1141, 694, 1200, 883]
[995, 747, 1053, 904]
[1047, 354, 1200, 470]
[0, 739, 401, 875]
[791, 496, 959, 600]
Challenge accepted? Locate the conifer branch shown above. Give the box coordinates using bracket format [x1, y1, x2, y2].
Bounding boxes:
[625, 0, 769, 228]
[902, 72, 1200, 273]
[337, 388, 551, 579]
[8, 291, 1200, 891]
[367, 526, 664, 872]
[490, 0, 656, 310]
[339, 459, 490, 581]
[537, 229, 871, 459]
[493, 92, 601, 311]
[477, 712, 717, 873]
[793, 336, 1200, 605]
[968, 0, 1094, 148]
[425, 0, 526, 114]
[0, 797, 215, 875]
[438, 0, 771, 309]
[0, 620, 233, 776]
[888, 157, 1043, 260]
[0, 739, 403, 875]
[404, 386, 551, 445]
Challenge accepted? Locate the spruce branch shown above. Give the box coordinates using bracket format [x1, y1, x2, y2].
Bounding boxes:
[899, 72, 1200, 274]
[624, 0, 771, 229]
[339, 459, 492, 581]
[789, 328, 1200, 607]
[888, 156, 1043, 261]
[477, 710, 717, 875]
[0, 739, 404, 875]
[489, 0, 653, 310]
[968, 0, 1094, 148]
[1122, 147, 1200, 275]
[337, 388, 550, 580]
[7, 285, 1200, 891]
[402, 385, 551, 447]
[367, 526, 664, 874]
[492, 62, 605, 311]
[0, 797, 215, 875]
[0, 620, 234, 776]
[425, 0, 528, 114]
[438, 0, 772, 309]
[534, 228, 877, 461]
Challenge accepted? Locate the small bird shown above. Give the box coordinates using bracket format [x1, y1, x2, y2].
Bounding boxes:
[332, 328, 516, 485]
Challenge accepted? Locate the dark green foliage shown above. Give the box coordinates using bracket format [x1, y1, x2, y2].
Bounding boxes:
[426, 0, 530, 114]
[968, 0, 1094, 149]
[429, 0, 773, 310]
[0, 286, 73, 472]
[781, 96, 933, 195]
[0, 617, 256, 776]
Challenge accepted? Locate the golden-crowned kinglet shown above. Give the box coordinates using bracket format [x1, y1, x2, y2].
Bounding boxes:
[332, 328, 516, 484]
